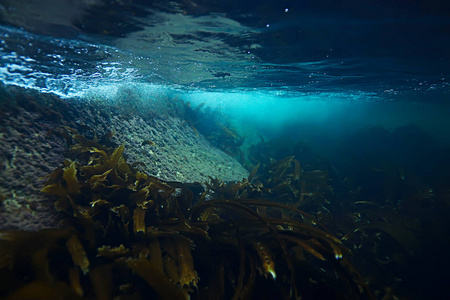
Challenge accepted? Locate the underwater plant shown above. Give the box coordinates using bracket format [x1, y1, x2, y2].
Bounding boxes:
[243, 131, 450, 299]
[0, 128, 373, 299]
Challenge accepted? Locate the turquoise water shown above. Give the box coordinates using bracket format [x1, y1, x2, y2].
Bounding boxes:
[1, 1, 449, 98]
[1, 1, 450, 299]
[1, 1, 449, 143]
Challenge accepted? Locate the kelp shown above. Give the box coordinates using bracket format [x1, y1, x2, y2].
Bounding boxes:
[0, 128, 373, 300]
[206, 154, 332, 216]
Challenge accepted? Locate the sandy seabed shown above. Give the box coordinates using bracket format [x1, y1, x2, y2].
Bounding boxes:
[0, 84, 248, 230]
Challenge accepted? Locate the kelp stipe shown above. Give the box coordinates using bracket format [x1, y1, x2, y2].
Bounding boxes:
[0, 128, 373, 299]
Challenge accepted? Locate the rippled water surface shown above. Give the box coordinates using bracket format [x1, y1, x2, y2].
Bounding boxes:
[1, 0, 449, 101]
[2, 3, 450, 299]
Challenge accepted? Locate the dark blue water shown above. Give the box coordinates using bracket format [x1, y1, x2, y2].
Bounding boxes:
[1, 0, 449, 100]
[2, 0, 449, 142]
[1, 1, 450, 299]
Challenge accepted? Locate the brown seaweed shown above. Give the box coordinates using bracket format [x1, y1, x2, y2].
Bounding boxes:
[0, 128, 373, 300]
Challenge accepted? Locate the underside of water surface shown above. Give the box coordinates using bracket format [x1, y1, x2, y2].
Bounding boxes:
[1, 1, 450, 300]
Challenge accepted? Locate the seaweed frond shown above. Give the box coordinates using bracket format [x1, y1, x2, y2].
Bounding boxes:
[1, 129, 372, 300]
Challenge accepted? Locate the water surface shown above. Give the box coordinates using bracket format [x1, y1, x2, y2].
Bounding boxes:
[1, 0, 449, 102]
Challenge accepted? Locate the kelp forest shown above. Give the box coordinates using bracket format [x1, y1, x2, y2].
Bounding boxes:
[1, 100, 450, 300]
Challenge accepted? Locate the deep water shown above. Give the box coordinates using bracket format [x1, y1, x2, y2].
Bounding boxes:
[1, 1, 450, 299]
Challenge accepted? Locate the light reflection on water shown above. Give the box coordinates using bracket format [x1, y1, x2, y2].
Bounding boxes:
[0, 1, 449, 101]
